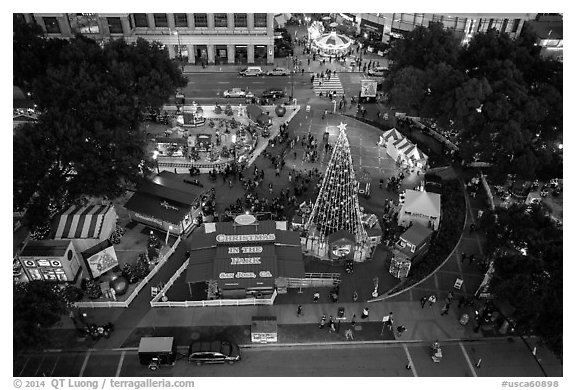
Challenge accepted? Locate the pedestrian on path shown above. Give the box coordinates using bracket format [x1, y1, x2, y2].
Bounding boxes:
[447, 290, 454, 303]
[345, 328, 354, 340]
[386, 312, 394, 330]
[461, 252, 467, 262]
[319, 314, 326, 329]
[297, 305, 303, 317]
[353, 291, 358, 302]
[362, 307, 370, 319]
[441, 302, 450, 316]
[420, 295, 428, 308]
[313, 291, 320, 303]
[396, 325, 407, 336]
[351, 314, 357, 326]
[428, 294, 437, 307]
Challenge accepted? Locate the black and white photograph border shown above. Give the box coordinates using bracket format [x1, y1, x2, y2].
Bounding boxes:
[5, 0, 572, 388]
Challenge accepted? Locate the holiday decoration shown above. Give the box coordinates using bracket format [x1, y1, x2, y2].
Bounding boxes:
[275, 104, 286, 117]
[110, 276, 129, 295]
[305, 123, 372, 262]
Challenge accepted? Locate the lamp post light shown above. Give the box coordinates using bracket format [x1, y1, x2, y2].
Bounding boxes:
[172, 30, 183, 71]
[152, 150, 160, 174]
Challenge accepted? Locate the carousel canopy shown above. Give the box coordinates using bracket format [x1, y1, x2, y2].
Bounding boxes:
[314, 31, 353, 51]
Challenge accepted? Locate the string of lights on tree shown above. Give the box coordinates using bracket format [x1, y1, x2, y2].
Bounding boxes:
[306, 122, 368, 243]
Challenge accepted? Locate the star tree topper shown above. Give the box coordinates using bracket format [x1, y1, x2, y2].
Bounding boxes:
[337, 122, 348, 132]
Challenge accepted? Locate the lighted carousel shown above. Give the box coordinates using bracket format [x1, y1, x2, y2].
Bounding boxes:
[311, 30, 354, 58]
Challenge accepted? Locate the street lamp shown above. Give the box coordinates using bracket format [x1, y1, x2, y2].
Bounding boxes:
[171, 30, 183, 71]
[152, 150, 160, 174]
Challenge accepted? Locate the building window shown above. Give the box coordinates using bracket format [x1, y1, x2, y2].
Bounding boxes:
[43, 17, 61, 34]
[154, 13, 168, 28]
[234, 13, 247, 28]
[133, 13, 148, 28]
[254, 13, 267, 28]
[512, 18, 521, 33]
[107, 17, 123, 34]
[214, 13, 228, 28]
[174, 13, 188, 28]
[194, 13, 208, 28]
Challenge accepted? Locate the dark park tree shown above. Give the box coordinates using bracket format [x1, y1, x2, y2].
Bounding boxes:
[13, 23, 187, 232]
[383, 23, 562, 182]
[479, 204, 562, 357]
[13, 281, 70, 357]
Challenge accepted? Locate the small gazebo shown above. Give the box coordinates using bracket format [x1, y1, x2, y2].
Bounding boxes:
[313, 31, 353, 57]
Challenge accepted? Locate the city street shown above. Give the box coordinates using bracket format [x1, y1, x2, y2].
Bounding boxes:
[14, 339, 561, 377]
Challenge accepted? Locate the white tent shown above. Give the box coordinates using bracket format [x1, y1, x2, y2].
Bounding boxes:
[398, 190, 441, 230]
[379, 129, 428, 169]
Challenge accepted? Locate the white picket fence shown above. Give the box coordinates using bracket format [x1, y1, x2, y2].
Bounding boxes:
[75, 236, 182, 308]
[151, 289, 278, 308]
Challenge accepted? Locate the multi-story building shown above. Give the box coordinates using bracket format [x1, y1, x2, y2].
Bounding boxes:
[14, 13, 275, 65]
[523, 14, 563, 61]
[336, 13, 536, 45]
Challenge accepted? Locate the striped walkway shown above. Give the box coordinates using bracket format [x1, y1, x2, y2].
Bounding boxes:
[313, 74, 345, 97]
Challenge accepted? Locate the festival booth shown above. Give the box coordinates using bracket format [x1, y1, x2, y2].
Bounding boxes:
[18, 239, 83, 282]
[51, 204, 119, 254]
[177, 102, 206, 128]
[312, 30, 354, 57]
[155, 137, 188, 157]
[185, 216, 305, 300]
[397, 190, 442, 231]
[379, 128, 428, 171]
[124, 171, 207, 235]
[390, 223, 434, 279]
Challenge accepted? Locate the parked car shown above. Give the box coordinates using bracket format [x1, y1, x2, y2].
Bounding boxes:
[267, 67, 290, 76]
[188, 340, 241, 366]
[367, 66, 389, 77]
[261, 88, 286, 99]
[223, 88, 254, 98]
[239, 66, 263, 77]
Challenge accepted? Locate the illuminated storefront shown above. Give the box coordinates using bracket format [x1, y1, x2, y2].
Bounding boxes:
[124, 171, 207, 235]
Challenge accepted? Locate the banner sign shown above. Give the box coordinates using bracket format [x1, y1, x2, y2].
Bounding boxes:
[87, 245, 119, 278]
[361, 79, 377, 97]
[216, 233, 276, 243]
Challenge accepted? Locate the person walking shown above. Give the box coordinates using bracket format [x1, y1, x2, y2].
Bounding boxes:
[447, 290, 454, 303]
[297, 305, 303, 317]
[396, 325, 407, 337]
[353, 291, 358, 302]
[319, 314, 326, 329]
[386, 312, 394, 330]
[441, 302, 451, 316]
[361, 307, 370, 319]
[351, 314, 357, 326]
[313, 291, 320, 303]
[420, 295, 428, 308]
[345, 328, 354, 340]
[428, 294, 437, 307]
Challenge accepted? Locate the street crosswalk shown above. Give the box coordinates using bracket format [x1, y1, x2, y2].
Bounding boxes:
[312, 74, 345, 97]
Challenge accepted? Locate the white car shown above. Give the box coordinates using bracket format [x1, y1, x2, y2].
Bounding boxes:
[222, 88, 254, 98]
[267, 67, 290, 76]
[367, 66, 388, 77]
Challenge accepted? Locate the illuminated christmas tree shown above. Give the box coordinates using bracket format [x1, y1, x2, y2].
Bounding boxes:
[305, 123, 369, 262]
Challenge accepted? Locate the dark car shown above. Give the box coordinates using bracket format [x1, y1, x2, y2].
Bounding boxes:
[188, 340, 241, 365]
[262, 88, 286, 99]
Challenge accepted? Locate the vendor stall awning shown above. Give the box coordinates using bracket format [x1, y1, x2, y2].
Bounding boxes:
[53, 204, 112, 239]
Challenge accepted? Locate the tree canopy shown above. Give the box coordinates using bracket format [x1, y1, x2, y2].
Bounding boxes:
[479, 204, 562, 357]
[13, 19, 187, 233]
[13, 281, 70, 357]
[384, 24, 562, 182]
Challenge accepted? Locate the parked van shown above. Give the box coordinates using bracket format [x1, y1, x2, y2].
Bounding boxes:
[138, 337, 177, 370]
[239, 66, 263, 77]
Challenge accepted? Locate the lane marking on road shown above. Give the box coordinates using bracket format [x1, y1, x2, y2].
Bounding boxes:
[402, 344, 418, 377]
[33, 357, 45, 377]
[459, 341, 478, 377]
[50, 356, 60, 376]
[116, 350, 126, 377]
[79, 351, 91, 377]
[18, 357, 30, 376]
[252, 82, 264, 84]
[217, 81, 230, 84]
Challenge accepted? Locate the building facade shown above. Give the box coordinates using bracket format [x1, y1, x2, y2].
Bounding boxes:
[15, 13, 275, 65]
[339, 13, 536, 45]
